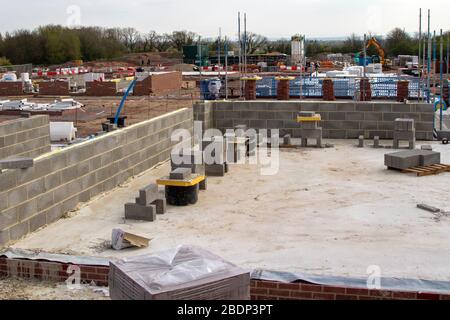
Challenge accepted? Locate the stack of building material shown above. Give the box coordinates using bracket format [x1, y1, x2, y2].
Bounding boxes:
[385, 150, 441, 170]
[203, 137, 227, 177]
[397, 80, 410, 102]
[171, 150, 207, 189]
[298, 112, 323, 148]
[158, 168, 204, 206]
[276, 78, 292, 100]
[124, 183, 166, 221]
[393, 119, 415, 149]
[109, 245, 250, 300]
[359, 78, 372, 101]
[322, 78, 335, 101]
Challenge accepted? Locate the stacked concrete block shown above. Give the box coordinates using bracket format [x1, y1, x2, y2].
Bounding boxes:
[283, 134, 292, 146]
[322, 78, 335, 101]
[358, 136, 364, 148]
[373, 136, 380, 148]
[126, 183, 166, 221]
[385, 150, 441, 169]
[0, 115, 51, 160]
[397, 80, 410, 102]
[298, 113, 323, 148]
[393, 119, 415, 149]
[0, 108, 193, 248]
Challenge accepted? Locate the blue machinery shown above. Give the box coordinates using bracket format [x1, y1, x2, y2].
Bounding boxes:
[114, 79, 137, 125]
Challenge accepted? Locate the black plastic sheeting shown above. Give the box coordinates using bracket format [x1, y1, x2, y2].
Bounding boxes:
[251, 269, 450, 295]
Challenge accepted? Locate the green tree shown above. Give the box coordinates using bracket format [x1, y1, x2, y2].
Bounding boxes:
[385, 28, 414, 57]
[170, 31, 199, 52]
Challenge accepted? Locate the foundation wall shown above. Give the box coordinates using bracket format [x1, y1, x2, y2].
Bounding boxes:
[1, 257, 449, 300]
[0, 108, 193, 248]
[0, 115, 51, 160]
[211, 101, 435, 140]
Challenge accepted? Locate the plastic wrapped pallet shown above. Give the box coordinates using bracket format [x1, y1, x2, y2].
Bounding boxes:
[109, 245, 250, 300]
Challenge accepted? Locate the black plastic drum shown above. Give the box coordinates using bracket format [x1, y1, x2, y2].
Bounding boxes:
[165, 185, 199, 206]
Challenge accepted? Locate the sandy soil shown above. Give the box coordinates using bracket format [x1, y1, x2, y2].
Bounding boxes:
[0, 277, 109, 300]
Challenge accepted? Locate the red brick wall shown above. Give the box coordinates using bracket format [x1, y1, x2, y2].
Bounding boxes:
[39, 81, 70, 96]
[250, 280, 450, 301]
[0, 82, 23, 96]
[85, 81, 118, 96]
[0, 257, 109, 287]
[2, 256, 449, 300]
[133, 76, 151, 96]
[152, 72, 182, 94]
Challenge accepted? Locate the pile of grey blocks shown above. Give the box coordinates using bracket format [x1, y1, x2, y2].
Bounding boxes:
[385, 150, 441, 170]
[394, 119, 415, 149]
[125, 183, 167, 221]
[298, 112, 323, 148]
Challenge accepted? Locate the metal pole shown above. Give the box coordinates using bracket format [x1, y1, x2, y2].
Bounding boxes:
[418, 8, 422, 101]
[440, 29, 444, 130]
[427, 9, 431, 103]
[225, 36, 228, 100]
[238, 12, 242, 98]
[218, 27, 221, 78]
[244, 13, 247, 76]
[433, 30, 437, 102]
[447, 33, 449, 80]
[423, 37, 426, 102]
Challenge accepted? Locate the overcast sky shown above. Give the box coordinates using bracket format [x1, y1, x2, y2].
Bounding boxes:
[0, 0, 448, 39]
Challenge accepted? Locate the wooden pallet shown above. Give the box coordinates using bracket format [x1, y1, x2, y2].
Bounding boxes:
[401, 164, 450, 177]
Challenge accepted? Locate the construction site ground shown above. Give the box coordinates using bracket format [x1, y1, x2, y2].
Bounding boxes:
[9, 140, 450, 283]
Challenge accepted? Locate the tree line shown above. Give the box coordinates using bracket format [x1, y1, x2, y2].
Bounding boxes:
[0, 25, 448, 66]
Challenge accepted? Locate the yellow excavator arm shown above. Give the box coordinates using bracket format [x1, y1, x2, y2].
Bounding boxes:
[366, 37, 386, 66]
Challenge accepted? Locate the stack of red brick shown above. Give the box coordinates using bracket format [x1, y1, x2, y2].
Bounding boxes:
[359, 78, 372, 101]
[244, 80, 257, 100]
[322, 78, 335, 101]
[397, 80, 410, 102]
[443, 79, 449, 107]
[277, 80, 290, 100]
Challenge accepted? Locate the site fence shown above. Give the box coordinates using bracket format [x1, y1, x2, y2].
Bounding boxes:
[255, 76, 422, 100]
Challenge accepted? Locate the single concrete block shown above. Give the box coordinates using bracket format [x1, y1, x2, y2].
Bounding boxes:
[417, 203, 441, 213]
[170, 167, 192, 180]
[421, 145, 433, 151]
[301, 121, 319, 129]
[205, 164, 225, 177]
[395, 118, 415, 132]
[0, 157, 34, 169]
[151, 198, 167, 215]
[125, 203, 156, 221]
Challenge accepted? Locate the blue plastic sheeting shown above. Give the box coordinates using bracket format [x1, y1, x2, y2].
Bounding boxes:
[251, 269, 450, 295]
[254, 76, 422, 99]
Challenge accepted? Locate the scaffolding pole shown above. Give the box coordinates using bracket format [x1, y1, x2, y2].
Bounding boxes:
[440, 29, 444, 130]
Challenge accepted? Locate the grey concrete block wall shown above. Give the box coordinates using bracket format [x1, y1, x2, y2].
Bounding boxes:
[0, 108, 193, 248]
[194, 101, 214, 132]
[0, 115, 51, 160]
[209, 101, 434, 140]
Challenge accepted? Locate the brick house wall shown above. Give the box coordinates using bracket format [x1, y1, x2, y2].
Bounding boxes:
[85, 81, 118, 96]
[0, 82, 23, 96]
[38, 81, 70, 96]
